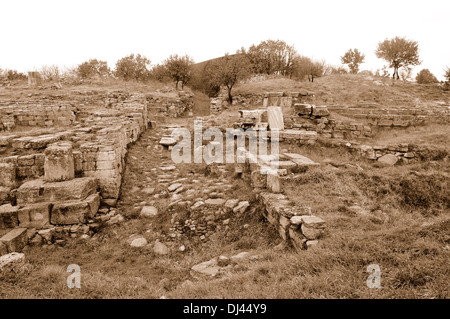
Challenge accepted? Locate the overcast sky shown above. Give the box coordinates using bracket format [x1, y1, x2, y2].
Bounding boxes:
[1, 0, 449, 80]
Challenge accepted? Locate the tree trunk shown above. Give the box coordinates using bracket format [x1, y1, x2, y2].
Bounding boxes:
[227, 87, 233, 104]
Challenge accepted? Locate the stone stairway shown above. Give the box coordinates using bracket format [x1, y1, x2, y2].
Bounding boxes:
[0, 141, 100, 258]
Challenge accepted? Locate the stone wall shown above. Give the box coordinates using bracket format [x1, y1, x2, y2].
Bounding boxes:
[320, 139, 449, 165]
[145, 91, 194, 118]
[235, 147, 326, 250]
[328, 106, 450, 128]
[0, 104, 77, 131]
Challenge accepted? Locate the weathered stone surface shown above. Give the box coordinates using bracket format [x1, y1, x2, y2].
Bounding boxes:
[153, 240, 169, 255]
[290, 216, 303, 225]
[233, 201, 249, 214]
[294, 103, 312, 115]
[224, 199, 239, 211]
[16, 177, 98, 205]
[130, 237, 148, 248]
[140, 206, 158, 218]
[18, 203, 51, 228]
[204, 198, 226, 206]
[159, 137, 177, 147]
[168, 183, 182, 192]
[0, 204, 19, 229]
[300, 215, 326, 228]
[267, 171, 282, 193]
[311, 105, 329, 117]
[289, 227, 306, 251]
[267, 106, 284, 130]
[0, 252, 25, 269]
[51, 200, 91, 225]
[377, 154, 398, 166]
[283, 153, 319, 167]
[0, 186, 10, 205]
[44, 142, 75, 182]
[0, 228, 28, 253]
[0, 241, 7, 255]
[191, 258, 221, 278]
[85, 193, 100, 218]
[301, 224, 324, 240]
[0, 163, 16, 188]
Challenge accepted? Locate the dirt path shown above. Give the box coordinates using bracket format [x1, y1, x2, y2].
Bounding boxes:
[117, 123, 255, 252]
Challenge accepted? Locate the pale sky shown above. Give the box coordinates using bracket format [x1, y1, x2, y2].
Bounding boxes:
[1, 0, 449, 80]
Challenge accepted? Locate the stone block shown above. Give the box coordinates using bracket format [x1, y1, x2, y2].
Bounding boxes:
[85, 193, 100, 218]
[0, 163, 16, 188]
[0, 241, 7, 256]
[0, 204, 19, 229]
[294, 103, 312, 116]
[18, 203, 51, 228]
[51, 200, 90, 225]
[377, 154, 398, 166]
[311, 105, 329, 117]
[0, 228, 28, 253]
[0, 187, 10, 205]
[44, 142, 75, 182]
[16, 177, 98, 205]
[267, 171, 282, 193]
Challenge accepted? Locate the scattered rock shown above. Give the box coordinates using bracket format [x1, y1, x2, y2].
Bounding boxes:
[130, 237, 148, 248]
[153, 240, 169, 255]
[233, 201, 249, 214]
[168, 183, 183, 192]
[377, 154, 398, 166]
[140, 206, 158, 218]
[0, 252, 25, 270]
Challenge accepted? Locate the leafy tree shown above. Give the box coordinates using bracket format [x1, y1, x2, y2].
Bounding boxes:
[292, 56, 325, 82]
[415, 69, 439, 84]
[246, 39, 297, 76]
[114, 54, 151, 81]
[341, 48, 365, 74]
[163, 54, 194, 89]
[205, 53, 250, 103]
[5, 69, 27, 81]
[375, 36, 421, 80]
[444, 66, 450, 83]
[330, 65, 348, 75]
[77, 59, 110, 79]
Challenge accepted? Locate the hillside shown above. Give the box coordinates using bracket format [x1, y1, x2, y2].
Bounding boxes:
[234, 74, 450, 108]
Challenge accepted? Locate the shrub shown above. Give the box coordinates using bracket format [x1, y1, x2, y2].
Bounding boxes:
[40, 65, 61, 81]
[114, 54, 151, 81]
[6, 69, 27, 81]
[77, 59, 110, 79]
[416, 69, 439, 84]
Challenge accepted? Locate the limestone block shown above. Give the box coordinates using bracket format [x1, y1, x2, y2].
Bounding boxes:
[267, 106, 284, 131]
[0, 204, 19, 229]
[377, 154, 398, 166]
[18, 203, 51, 228]
[0, 228, 28, 253]
[0, 163, 16, 188]
[44, 142, 75, 182]
[51, 200, 91, 225]
[294, 103, 312, 116]
[85, 193, 100, 218]
[0, 187, 10, 205]
[16, 177, 98, 205]
[267, 171, 282, 193]
[311, 105, 329, 117]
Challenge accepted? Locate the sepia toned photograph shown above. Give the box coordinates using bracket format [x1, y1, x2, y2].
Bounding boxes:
[0, 0, 448, 305]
